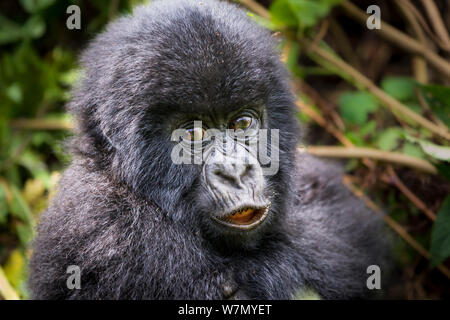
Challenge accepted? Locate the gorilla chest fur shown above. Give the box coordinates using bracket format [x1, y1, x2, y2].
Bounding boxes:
[126, 205, 302, 299]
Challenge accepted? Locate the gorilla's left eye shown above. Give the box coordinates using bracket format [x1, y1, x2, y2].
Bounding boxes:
[182, 127, 208, 142]
[229, 116, 252, 131]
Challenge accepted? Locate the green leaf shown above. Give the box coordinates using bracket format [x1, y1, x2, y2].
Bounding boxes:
[270, 0, 341, 29]
[344, 131, 364, 146]
[359, 120, 376, 136]
[5, 83, 23, 104]
[338, 91, 378, 125]
[0, 266, 19, 300]
[419, 84, 450, 127]
[20, 0, 56, 13]
[0, 15, 23, 44]
[293, 287, 321, 300]
[406, 135, 450, 161]
[287, 0, 329, 28]
[436, 163, 450, 181]
[404, 102, 422, 114]
[402, 142, 425, 159]
[0, 183, 9, 225]
[375, 127, 404, 151]
[430, 196, 450, 267]
[246, 12, 277, 31]
[3, 249, 25, 290]
[22, 15, 46, 39]
[420, 143, 450, 161]
[381, 76, 416, 102]
[16, 222, 33, 245]
[18, 150, 52, 187]
[270, 0, 299, 27]
[0, 14, 45, 45]
[285, 41, 302, 76]
[9, 186, 32, 224]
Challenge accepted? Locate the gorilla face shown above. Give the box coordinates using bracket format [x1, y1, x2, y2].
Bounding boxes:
[172, 104, 275, 245]
[70, 0, 298, 249]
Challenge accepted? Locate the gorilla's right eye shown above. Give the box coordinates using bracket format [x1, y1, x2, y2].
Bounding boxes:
[182, 127, 208, 142]
[229, 116, 252, 131]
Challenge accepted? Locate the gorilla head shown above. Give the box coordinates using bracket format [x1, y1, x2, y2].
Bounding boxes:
[71, 0, 298, 249]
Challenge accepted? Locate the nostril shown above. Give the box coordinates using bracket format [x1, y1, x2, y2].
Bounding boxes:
[214, 168, 234, 181]
[213, 170, 241, 189]
[209, 161, 252, 189]
[241, 164, 253, 177]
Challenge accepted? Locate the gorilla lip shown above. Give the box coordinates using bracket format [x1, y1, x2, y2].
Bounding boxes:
[212, 203, 270, 230]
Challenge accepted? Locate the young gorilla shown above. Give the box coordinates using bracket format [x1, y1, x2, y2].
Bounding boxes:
[29, 0, 390, 299]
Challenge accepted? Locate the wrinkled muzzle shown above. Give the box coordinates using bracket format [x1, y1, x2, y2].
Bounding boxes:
[202, 142, 270, 230]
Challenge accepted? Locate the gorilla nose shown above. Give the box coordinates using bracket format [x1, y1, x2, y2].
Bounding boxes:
[209, 161, 256, 189]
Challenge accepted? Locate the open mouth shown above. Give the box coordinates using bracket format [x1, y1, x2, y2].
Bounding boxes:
[212, 203, 271, 230]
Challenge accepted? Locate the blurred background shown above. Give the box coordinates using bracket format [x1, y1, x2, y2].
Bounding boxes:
[0, 0, 449, 299]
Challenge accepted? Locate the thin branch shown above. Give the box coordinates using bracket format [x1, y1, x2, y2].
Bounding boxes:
[309, 20, 329, 50]
[420, 0, 450, 51]
[342, 176, 450, 280]
[304, 39, 450, 140]
[381, 166, 437, 221]
[235, 0, 270, 20]
[399, 0, 448, 51]
[295, 80, 345, 131]
[10, 118, 74, 131]
[108, 0, 120, 20]
[328, 17, 362, 71]
[304, 146, 438, 175]
[297, 98, 437, 222]
[395, 0, 429, 83]
[416, 87, 448, 129]
[340, 1, 450, 79]
[296, 101, 348, 147]
[1, 102, 59, 170]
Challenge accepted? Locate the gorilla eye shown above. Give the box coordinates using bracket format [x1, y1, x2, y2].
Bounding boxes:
[183, 127, 208, 142]
[229, 116, 252, 131]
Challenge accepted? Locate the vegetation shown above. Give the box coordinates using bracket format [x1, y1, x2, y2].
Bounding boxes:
[0, 0, 449, 299]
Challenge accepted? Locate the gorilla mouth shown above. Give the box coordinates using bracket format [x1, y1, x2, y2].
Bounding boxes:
[212, 203, 271, 230]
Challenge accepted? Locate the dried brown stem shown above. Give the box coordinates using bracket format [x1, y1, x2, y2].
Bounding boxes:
[384, 166, 437, 221]
[328, 17, 362, 71]
[295, 80, 345, 131]
[420, 0, 450, 51]
[395, 0, 429, 83]
[297, 98, 439, 224]
[304, 146, 437, 175]
[10, 118, 74, 131]
[304, 39, 450, 140]
[297, 101, 349, 146]
[416, 87, 448, 129]
[340, 1, 450, 78]
[399, 0, 447, 51]
[342, 176, 450, 280]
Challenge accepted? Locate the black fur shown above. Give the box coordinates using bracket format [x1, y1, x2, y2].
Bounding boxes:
[28, 0, 390, 299]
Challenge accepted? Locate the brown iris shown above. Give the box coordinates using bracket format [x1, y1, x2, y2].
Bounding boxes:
[183, 127, 207, 141]
[229, 116, 252, 131]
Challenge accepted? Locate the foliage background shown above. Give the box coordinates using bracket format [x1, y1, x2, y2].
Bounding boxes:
[0, 0, 449, 299]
